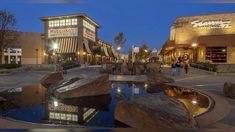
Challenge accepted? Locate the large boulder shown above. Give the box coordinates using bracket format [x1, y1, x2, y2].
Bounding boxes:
[147, 73, 174, 84]
[0, 96, 6, 102]
[40, 72, 64, 88]
[115, 95, 197, 130]
[224, 82, 235, 98]
[54, 74, 111, 99]
[121, 63, 130, 75]
[135, 64, 145, 75]
[146, 62, 160, 73]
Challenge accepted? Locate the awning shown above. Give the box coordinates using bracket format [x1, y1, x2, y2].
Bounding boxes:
[198, 34, 235, 46]
[103, 46, 109, 57]
[107, 47, 114, 57]
[111, 47, 118, 58]
[55, 37, 78, 53]
[83, 38, 92, 54]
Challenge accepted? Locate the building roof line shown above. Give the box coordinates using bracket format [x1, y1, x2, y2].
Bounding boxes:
[39, 13, 100, 28]
[175, 12, 235, 19]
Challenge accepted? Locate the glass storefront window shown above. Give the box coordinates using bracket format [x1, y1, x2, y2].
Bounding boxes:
[49, 18, 77, 28]
[83, 20, 95, 32]
[206, 47, 227, 63]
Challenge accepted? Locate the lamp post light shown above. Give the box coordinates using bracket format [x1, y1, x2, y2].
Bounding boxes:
[192, 43, 198, 63]
[52, 43, 58, 63]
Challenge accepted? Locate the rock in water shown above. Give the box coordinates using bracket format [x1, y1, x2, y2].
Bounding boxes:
[40, 72, 64, 88]
[55, 74, 111, 99]
[224, 82, 235, 99]
[114, 95, 197, 130]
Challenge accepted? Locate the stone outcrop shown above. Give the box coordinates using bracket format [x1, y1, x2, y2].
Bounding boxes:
[146, 83, 169, 93]
[40, 72, 64, 88]
[224, 82, 235, 98]
[146, 62, 160, 73]
[54, 74, 111, 99]
[147, 73, 175, 84]
[115, 95, 197, 130]
[135, 64, 145, 75]
[0, 96, 6, 102]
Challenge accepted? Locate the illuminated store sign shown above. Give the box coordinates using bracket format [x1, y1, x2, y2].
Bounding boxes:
[48, 28, 78, 38]
[83, 20, 96, 42]
[83, 28, 96, 42]
[191, 19, 231, 29]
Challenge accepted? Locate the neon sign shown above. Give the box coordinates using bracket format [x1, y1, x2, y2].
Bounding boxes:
[191, 19, 231, 29]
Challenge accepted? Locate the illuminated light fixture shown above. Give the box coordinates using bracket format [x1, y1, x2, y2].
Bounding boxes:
[117, 87, 121, 94]
[192, 43, 198, 47]
[53, 52, 56, 56]
[144, 49, 148, 53]
[77, 51, 80, 55]
[43, 53, 47, 56]
[144, 83, 148, 88]
[53, 43, 58, 50]
[83, 52, 86, 55]
[117, 46, 121, 51]
[54, 100, 58, 107]
[222, 49, 226, 52]
[192, 99, 197, 105]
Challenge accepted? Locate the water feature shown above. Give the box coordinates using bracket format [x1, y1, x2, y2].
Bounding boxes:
[0, 82, 212, 127]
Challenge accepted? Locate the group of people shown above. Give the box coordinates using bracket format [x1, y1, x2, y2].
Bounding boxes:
[171, 60, 189, 76]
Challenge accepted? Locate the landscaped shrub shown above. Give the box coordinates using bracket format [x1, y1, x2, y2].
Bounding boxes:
[190, 62, 217, 72]
[0, 64, 21, 69]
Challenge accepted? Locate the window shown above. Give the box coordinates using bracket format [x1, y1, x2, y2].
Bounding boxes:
[83, 20, 95, 32]
[71, 18, 77, 25]
[49, 18, 78, 28]
[206, 47, 227, 63]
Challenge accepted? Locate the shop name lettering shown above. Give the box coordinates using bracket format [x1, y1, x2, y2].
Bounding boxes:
[191, 19, 232, 29]
[48, 28, 78, 38]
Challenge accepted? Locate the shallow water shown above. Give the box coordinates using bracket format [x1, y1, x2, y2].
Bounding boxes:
[0, 83, 149, 127]
[0, 82, 211, 127]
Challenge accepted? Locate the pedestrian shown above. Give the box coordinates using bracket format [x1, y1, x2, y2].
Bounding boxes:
[175, 61, 181, 75]
[184, 62, 189, 74]
[171, 62, 176, 76]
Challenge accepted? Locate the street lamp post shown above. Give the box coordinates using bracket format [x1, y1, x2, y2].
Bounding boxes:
[52, 43, 58, 63]
[35, 48, 39, 65]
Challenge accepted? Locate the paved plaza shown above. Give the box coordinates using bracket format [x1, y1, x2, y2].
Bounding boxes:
[162, 67, 235, 129]
[1, 66, 235, 130]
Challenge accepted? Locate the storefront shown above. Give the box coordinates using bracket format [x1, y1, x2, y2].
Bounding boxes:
[162, 12, 235, 64]
[40, 13, 117, 65]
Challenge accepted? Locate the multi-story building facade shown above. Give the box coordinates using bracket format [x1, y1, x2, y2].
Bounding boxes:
[3, 32, 45, 65]
[40, 13, 117, 65]
[162, 12, 235, 64]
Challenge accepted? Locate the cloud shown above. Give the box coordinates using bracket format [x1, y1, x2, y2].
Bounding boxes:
[28, 0, 84, 3]
[193, 0, 235, 3]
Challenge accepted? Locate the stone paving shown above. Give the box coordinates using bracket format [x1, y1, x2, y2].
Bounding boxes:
[162, 66, 235, 129]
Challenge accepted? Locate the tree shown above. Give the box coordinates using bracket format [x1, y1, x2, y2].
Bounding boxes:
[114, 32, 126, 50]
[0, 10, 17, 64]
[136, 42, 150, 62]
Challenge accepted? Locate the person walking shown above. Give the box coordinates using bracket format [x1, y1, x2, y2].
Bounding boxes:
[175, 61, 181, 75]
[171, 62, 176, 76]
[184, 62, 189, 74]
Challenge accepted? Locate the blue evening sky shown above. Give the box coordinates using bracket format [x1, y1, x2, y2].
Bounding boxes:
[0, 0, 235, 53]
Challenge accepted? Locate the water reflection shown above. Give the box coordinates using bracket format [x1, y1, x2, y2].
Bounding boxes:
[0, 83, 212, 126]
[0, 83, 147, 127]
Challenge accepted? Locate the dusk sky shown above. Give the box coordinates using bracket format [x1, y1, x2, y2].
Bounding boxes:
[1, 0, 235, 53]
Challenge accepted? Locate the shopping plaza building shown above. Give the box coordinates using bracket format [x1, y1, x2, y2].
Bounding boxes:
[40, 13, 117, 65]
[2, 13, 117, 65]
[162, 12, 235, 64]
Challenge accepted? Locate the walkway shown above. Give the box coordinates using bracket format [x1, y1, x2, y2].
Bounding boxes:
[109, 75, 147, 82]
[162, 67, 235, 129]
